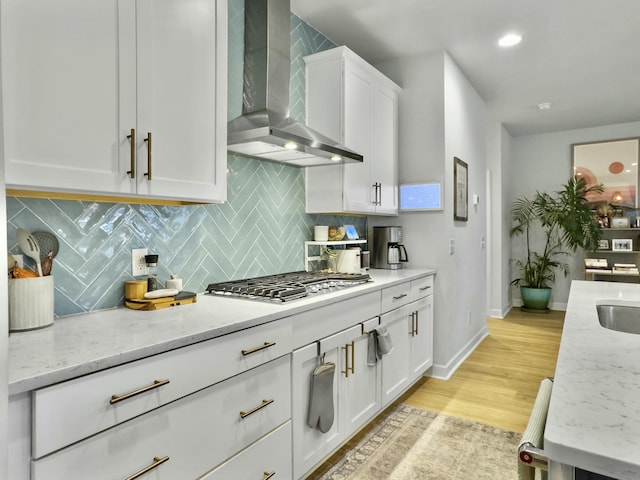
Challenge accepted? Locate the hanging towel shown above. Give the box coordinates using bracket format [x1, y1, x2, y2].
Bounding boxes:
[367, 327, 394, 366]
[307, 362, 335, 433]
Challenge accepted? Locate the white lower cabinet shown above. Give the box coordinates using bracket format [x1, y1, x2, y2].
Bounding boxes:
[381, 276, 434, 406]
[409, 295, 434, 381]
[380, 303, 413, 405]
[292, 317, 380, 479]
[31, 355, 291, 480]
[199, 422, 292, 480]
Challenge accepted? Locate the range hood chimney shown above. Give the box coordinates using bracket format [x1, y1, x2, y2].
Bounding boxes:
[227, 0, 363, 167]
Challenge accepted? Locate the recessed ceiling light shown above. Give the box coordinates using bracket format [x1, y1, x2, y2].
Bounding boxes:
[284, 141, 297, 150]
[498, 33, 522, 47]
[538, 102, 552, 110]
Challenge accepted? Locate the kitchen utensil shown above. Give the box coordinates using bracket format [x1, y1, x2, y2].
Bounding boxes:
[17, 228, 42, 276]
[32, 231, 59, 260]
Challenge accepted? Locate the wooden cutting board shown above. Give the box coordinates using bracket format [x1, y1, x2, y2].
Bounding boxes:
[125, 292, 197, 311]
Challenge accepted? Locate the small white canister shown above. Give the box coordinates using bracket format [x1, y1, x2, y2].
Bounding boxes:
[9, 275, 55, 331]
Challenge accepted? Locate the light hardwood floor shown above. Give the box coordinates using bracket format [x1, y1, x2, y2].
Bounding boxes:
[405, 308, 564, 433]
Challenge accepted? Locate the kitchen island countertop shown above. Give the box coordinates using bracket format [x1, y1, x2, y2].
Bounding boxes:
[545, 280, 640, 479]
[9, 268, 435, 396]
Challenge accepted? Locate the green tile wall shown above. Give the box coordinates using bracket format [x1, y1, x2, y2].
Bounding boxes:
[6, 2, 366, 317]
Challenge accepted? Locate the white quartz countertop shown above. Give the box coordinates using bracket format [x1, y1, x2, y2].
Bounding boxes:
[545, 280, 640, 479]
[8, 268, 435, 396]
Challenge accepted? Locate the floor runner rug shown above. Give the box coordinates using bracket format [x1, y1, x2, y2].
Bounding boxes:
[309, 404, 522, 480]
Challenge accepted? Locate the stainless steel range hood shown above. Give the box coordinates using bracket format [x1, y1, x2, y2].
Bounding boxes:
[227, 0, 363, 167]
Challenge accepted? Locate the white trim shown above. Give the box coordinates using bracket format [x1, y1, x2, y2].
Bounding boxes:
[430, 326, 489, 380]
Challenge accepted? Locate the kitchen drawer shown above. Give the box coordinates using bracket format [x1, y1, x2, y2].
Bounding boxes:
[380, 281, 412, 313]
[199, 421, 292, 480]
[292, 291, 380, 349]
[31, 355, 292, 480]
[32, 318, 292, 458]
[411, 275, 434, 300]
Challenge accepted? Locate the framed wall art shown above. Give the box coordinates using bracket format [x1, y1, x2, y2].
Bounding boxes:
[454, 157, 468, 221]
[612, 238, 633, 252]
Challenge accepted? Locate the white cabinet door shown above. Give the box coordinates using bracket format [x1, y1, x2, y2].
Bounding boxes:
[342, 62, 374, 213]
[380, 304, 412, 406]
[2, 0, 226, 203]
[304, 46, 400, 216]
[292, 321, 379, 479]
[344, 317, 381, 434]
[135, 0, 226, 203]
[371, 86, 398, 214]
[292, 342, 343, 479]
[1, 0, 136, 196]
[409, 295, 434, 380]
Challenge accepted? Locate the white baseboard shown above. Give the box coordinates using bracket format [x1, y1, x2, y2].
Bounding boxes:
[488, 305, 511, 318]
[430, 325, 489, 380]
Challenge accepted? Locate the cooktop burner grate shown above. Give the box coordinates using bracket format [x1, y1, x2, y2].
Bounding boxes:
[205, 271, 370, 302]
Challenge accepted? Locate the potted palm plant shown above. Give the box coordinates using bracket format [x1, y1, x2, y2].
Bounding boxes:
[510, 177, 603, 311]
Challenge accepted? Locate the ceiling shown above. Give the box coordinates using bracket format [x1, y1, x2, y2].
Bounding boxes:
[290, 0, 640, 137]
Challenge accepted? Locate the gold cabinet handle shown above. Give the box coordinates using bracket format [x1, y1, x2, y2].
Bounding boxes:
[263, 472, 275, 480]
[143, 132, 152, 181]
[240, 399, 274, 419]
[110, 379, 170, 405]
[126, 128, 136, 179]
[414, 310, 419, 336]
[342, 341, 355, 377]
[241, 341, 276, 356]
[124, 455, 169, 480]
[393, 293, 407, 300]
[410, 312, 418, 337]
[419, 285, 431, 291]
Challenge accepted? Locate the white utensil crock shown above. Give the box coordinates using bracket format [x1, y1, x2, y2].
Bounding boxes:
[9, 275, 54, 331]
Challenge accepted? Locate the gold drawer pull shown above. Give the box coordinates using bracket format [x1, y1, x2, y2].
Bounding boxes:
[124, 455, 169, 480]
[240, 399, 273, 419]
[110, 379, 170, 405]
[263, 472, 276, 480]
[241, 341, 276, 356]
[393, 293, 408, 300]
[342, 341, 355, 377]
[143, 132, 152, 181]
[419, 285, 431, 291]
[126, 128, 136, 179]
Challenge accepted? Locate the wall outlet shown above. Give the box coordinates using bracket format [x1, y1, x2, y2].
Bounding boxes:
[448, 239, 455, 255]
[131, 248, 149, 276]
[466, 310, 471, 324]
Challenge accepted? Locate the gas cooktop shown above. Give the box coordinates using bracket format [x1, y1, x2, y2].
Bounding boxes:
[205, 271, 371, 302]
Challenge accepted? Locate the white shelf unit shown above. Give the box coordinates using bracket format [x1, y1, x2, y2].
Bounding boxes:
[304, 240, 367, 272]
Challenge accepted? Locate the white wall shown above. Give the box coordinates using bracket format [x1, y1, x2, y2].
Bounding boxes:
[510, 121, 640, 309]
[487, 122, 513, 317]
[375, 51, 488, 379]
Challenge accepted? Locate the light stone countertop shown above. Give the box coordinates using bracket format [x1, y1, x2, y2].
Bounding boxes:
[8, 268, 435, 396]
[545, 280, 640, 479]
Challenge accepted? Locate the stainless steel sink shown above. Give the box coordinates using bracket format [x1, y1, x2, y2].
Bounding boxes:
[597, 304, 640, 334]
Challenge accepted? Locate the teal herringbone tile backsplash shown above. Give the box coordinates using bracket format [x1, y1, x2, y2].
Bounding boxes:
[6, 6, 367, 317]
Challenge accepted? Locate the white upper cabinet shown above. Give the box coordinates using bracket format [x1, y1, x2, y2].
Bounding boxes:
[1, 0, 227, 203]
[304, 46, 400, 215]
